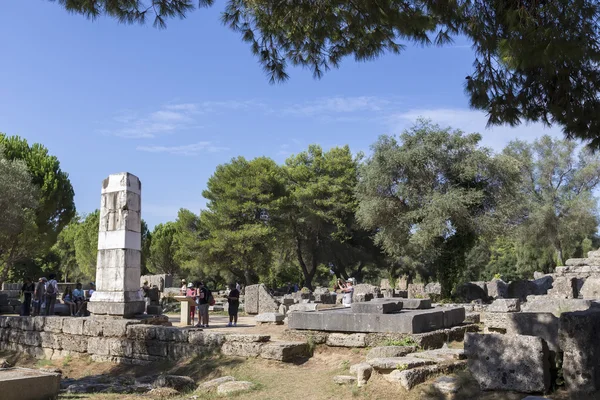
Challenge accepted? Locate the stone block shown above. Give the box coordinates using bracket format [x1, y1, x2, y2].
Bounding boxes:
[255, 312, 284, 324]
[425, 282, 442, 296]
[62, 318, 86, 335]
[488, 299, 520, 313]
[288, 303, 319, 312]
[559, 309, 600, 393]
[366, 346, 416, 360]
[87, 337, 111, 356]
[21, 331, 41, 347]
[349, 362, 373, 387]
[0, 367, 61, 400]
[217, 381, 254, 395]
[33, 316, 45, 331]
[188, 330, 224, 347]
[102, 319, 141, 337]
[580, 277, 600, 299]
[40, 332, 62, 350]
[108, 338, 134, 358]
[153, 375, 195, 392]
[521, 297, 593, 317]
[221, 341, 264, 357]
[260, 342, 308, 361]
[326, 333, 367, 347]
[333, 375, 356, 385]
[486, 279, 508, 299]
[368, 356, 435, 372]
[374, 298, 431, 309]
[126, 325, 157, 340]
[455, 282, 488, 302]
[167, 342, 209, 359]
[61, 334, 88, 353]
[155, 326, 188, 342]
[198, 376, 236, 391]
[385, 361, 467, 390]
[244, 284, 259, 314]
[465, 333, 550, 393]
[225, 334, 270, 343]
[351, 301, 402, 314]
[408, 283, 426, 299]
[547, 277, 577, 299]
[132, 339, 168, 357]
[43, 317, 64, 333]
[83, 318, 104, 336]
[258, 284, 281, 314]
[533, 275, 554, 295]
[441, 307, 465, 327]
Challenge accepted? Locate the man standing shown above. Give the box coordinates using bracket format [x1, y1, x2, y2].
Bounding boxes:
[20, 278, 35, 316]
[340, 278, 355, 308]
[227, 283, 240, 327]
[33, 278, 46, 316]
[44, 274, 59, 316]
[196, 281, 211, 328]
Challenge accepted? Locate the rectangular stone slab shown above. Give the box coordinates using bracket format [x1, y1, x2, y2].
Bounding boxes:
[288, 307, 464, 334]
[351, 301, 403, 314]
[372, 298, 432, 309]
[0, 367, 61, 400]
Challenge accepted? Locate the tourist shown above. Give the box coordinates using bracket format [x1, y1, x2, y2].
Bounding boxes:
[73, 283, 85, 316]
[62, 286, 76, 316]
[20, 278, 35, 316]
[227, 283, 240, 327]
[185, 282, 197, 325]
[235, 282, 241, 291]
[33, 277, 46, 316]
[44, 274, 59, 316]
[340, 278, 355, 307]
[88, 282, 95, 299]
[196, 281, 211, 328]
[180, 279, 187, 295]
[141, 281, 150, 314]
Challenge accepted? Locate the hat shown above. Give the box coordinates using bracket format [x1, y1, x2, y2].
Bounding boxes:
[181, 278, 186, 282]
[347, 277, 356, 284]
[187, 283, 194, 288]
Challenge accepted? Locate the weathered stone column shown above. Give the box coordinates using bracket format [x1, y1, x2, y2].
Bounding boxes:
[88, 172, 145, 318]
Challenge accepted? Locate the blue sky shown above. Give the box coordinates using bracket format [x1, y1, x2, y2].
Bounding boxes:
[0, 2, 563, 229]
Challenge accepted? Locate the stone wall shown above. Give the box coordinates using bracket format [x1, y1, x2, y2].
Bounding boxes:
[0, 316, 307, 365]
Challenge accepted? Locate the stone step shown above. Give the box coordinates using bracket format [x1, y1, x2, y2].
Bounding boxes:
[366, 346, 417, 360]
[384, 360, 467, 390]
[367, 356, 435, 372]
[410, 348, 465, 362]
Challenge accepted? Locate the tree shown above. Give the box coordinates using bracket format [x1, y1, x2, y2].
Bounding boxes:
[356, 120, 521, 297]
[141, 220, 151, 275]
[0, 147, 40, 285]
[504, 135, 600, 266]
[74, 210, 100, 279]
[148, 222, 180, 274]
[195, 157, 285, 285]
[280, 145, 363, 289]
[53, 1, 600, 147]
[50, 216, 84, 282]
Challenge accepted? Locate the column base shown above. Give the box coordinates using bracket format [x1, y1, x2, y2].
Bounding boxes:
[88, 301, 145, 318]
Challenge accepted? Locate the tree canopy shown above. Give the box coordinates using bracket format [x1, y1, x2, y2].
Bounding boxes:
[148, 222, 180, 275]
[53, 0, 600, 147]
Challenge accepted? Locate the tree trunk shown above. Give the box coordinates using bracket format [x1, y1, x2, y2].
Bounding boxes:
[555, 240, 564, 266]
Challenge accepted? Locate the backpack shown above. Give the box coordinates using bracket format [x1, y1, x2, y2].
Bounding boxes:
[45, 280, 56, 296]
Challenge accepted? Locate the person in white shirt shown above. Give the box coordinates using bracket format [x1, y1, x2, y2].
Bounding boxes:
[340, 278, 355, 307]
[44, 274, 59, 316]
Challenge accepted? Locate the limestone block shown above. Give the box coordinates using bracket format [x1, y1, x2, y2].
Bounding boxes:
[22, 331, 41, 347]
[33, 316, 46, 331]
[108, 338, 134, 358]
[465, 333, 550, 393]
[580, 277, 600, 299]
[366, 346, 418, 360]
[258, 284, 280, 314]
[255, 313, 284, 325]
[102, 319, 141, 337]
[507, 280, 539, 301]
[83, 318, 104, 336]
[326, 333, 367, 348]
[62, 318, 86, 335]
[454, 282, 488, 302]
[87, 337, 111, 356]
[188, 330, 225, 347]
[153, 375, 195, 392]
[40, 332, 62, 350]
[221, 341, 264, 357]
[488, 299, 520, 313]
[349, 362, 373, 387]
[225, 334, 270, 343]
[259, 342, 308, 362]
[425, 282, 442, 296]
[533, 275, 554, 295]
[126, 325, 157, 340]
[288, 303, 319, 312]
[385, 361, 467, 390]
[197, 376, 235, 391]
[61, 334, 88, 353]
[351, 301, 402, 314]
[368, 357, 435, 372]
[408, 283, 426, 299]
[21, 317, 35, 331]
[244, 285, 259, 314]
[43, 317, 64, 333]
[155, 326, 188, 342]
[132, 339, 168, 358]
[521, 297, 593, 317]
[412, 348, 465, 362]
[0, 317, 7, 328]
[547, 277, 577, 299]
[332, 375, 357, 385]
[559, 309, 600, 393]
[486, 279, 508, 299]
[217, 381, 254, 395]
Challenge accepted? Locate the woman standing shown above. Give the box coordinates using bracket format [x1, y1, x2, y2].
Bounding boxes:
[186, 282, 197, 325]
[227, 283, 240, 327]
[20, 278, 35, 316]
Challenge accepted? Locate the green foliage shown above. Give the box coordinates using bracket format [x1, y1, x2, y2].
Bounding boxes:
[356, 120, 521, 297]
[148, 222, 180, 274]
[74, 211, 99, 279]
[51, 216, 86, 282]
[53, 1, 600, 147]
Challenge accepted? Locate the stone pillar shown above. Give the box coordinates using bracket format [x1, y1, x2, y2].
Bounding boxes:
[88, 173, 145, 318]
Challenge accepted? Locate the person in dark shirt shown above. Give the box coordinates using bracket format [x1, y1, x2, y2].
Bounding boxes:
[20, 278, 35, 316]
[227, 284, 240, 327]
[196, 281, 210, 328]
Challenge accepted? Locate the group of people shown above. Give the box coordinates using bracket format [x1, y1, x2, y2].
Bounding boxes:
[20, 276, 95, 317]
[180, 280, 240, 328]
